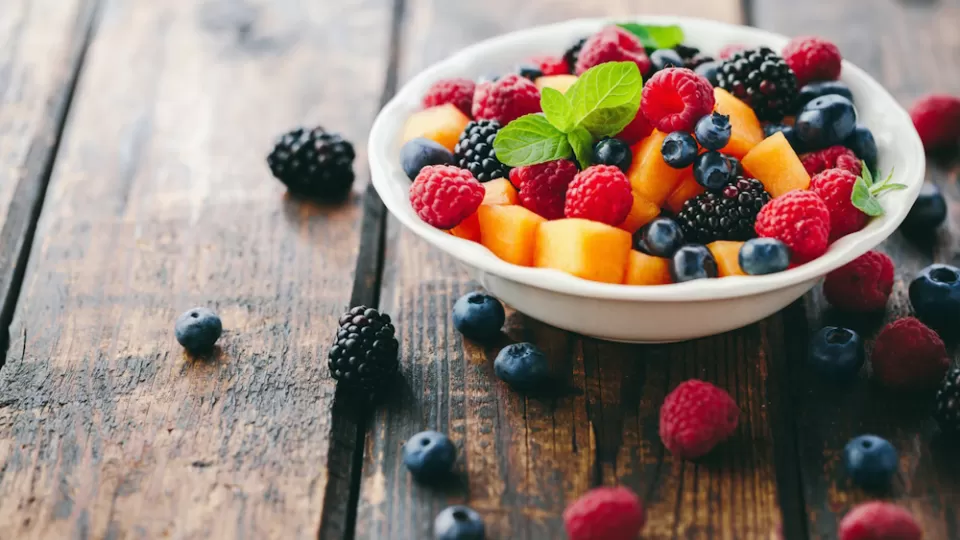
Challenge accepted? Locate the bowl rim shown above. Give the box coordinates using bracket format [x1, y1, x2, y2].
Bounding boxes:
[368, 15, 925, 302]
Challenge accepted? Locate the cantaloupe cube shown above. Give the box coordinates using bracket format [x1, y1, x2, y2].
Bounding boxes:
[536, 75, 578, 94]
[624, 250, 672, 285]
[707, 241, 746, 277]
[618, 192, 660, 234]
[628, 131, 689, 206]
[742, 132, 811, 197]
[449, 212, 481, 242]
[482, 178, 518, 205]
[714, 88, 765, 159]
[665, 172, 705, 214]
[402, 104, 471, 152]
[477, 205, 545, 266]
[535, 219, 632, 284]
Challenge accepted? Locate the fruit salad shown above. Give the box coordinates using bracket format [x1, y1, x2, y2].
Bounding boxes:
[400, 24, 901, 286]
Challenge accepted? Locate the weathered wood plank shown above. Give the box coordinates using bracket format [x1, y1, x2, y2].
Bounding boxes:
[754, 0, 960, 537]
[0, 0, 395, 537]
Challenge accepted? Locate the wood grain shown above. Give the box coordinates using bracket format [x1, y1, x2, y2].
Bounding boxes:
[0, 0, 395, 537]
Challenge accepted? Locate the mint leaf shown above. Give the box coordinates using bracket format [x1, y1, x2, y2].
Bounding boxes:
[566, 62, 643, 129]
[493, 114, 572, 167]
[850, 166, 907, 217]
[541, 88, 575, 133]
[568, 126, 594, 168]
[580, 104, 639, 139]
[860, 162, 875, 187]
[618, 23, 684, 49]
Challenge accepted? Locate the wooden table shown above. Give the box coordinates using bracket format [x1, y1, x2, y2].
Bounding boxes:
[0, 0, 957, 538]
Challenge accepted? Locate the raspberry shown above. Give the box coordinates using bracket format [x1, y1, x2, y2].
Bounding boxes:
[422, 78, 476, 117]
[782, 36, 843, 86]
[615, 109, 654, 145]
[802, 146, 863, 177]
[718, 43, 747, 59]
[563, 486, 645, 540]
[810, 168, 868, 242]
[872, 317, 949, 391]
[641, 68, 716, 133]
[575, 26, 651, 76]
[533, 55, 569, 76]
[409, 165, 484, 229]
[515, 159, 579, 219]
[910, 94, 960, 151]
[839, 502, 923, 540]
[823, 251, 894, 312]
[564, 165, 633, 225]
[754, 190, 831, 263]
[659, 380, 740, 459]
[472, 74, 542, 125]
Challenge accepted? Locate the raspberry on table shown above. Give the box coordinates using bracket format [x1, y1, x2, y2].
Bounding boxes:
[533, 55, 569, 76]
[754, 190, 831, 263]
[472, 74, 542, 125]
[810, 168, 868, 242]
[839, 502, 923, 540]
[641, 68, 716, 133]
[563, 486, 645, 540]
[659, 380, 740, 459]
[615, 109, 654, 145]
[871, 317, 949, 391]
[409, 165, 484, 229]
[564, 165, 634, 226]
[575, 25, 651, 76]
[515, 159, 579, 220]
[782, 36, 843, 86]
[422, 78, 477, 117]
[909, 94, 960, 151]
[823, 251, 894, 312]
[802, 145, 863, 177]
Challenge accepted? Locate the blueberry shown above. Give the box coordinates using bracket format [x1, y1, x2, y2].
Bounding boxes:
[434, 506, 485, 540]
[738, 238, 791, 275]
[175, 308, 222, 353]
[762, 123, 803, 152]
[694, 113, 732, 151]
[694, 60, 721, 87]
[517, 64, 543, 81]
[635, 217, 685, 257]
[795, 95, 858, 150]
[808, 327, 865, 382]
[725, 155, 745, 177]
[650, 49, 684, 72]
[494, 343, 549, 392]
[593, 138, 633, 173]
[796, 80, 854, 111]
[670, 244, 718, 283]
[902, 183, 947, 233]
[400, 138, 455, 180]
[843, 435, 898, 490]
[909, 264, 960, 332]
[844, 124, 878, 173]
[693, 151, 734, 190]
[452, 292, 505, 341]
[661, 132, 698, 169]
[403, 430, 457, 482]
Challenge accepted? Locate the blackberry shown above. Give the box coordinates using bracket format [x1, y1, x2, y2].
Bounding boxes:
[717, 46, 798, 122]
[673, 44, 700, 60]
[267, 127, 355, 200]
[563, 37, 587, 72]
[673, 44, 714, 70]
[676, 177, 771, 243]
[328, 306, 399, 396]
[453, 120, 510, 183]
[935, 367, 960, 434]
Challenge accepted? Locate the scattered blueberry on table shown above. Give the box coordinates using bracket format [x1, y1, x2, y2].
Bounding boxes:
[901, 183, 947, 233]
[909, 264, 960, 332]
[808, 326, 864, 382]
[175, 307, 222, 354]
[494, 343, 549, 392]
[403, 430, 457, 482]
[452, 292, 505, 341]
[434, 505, 485, 540]
[843, 435, 898, 490]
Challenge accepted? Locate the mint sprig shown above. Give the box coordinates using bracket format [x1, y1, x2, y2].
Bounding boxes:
[617, 23, 685, 50]
[492, 114, 571, 166]
[851, 161, 907, 217]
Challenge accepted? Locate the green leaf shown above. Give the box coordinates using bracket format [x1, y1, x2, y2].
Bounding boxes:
[541, 87, 575, 133]
[860, 163, 875, 187]
[580, 103, 640, 139]
[851, 177, 885, 217]
[566, 62, 643, 129]
[618, 23, 685, 49]
[493, 114, 572, 167]
[568, 126, 594, 168]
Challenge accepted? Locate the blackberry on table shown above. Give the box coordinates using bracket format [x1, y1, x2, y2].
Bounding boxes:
[328, 306, 400, 396]
[676, 177, 771, 244]
[935, 367, 960, 434]
[717, 46, 798, 122]
[563, 37, 587, 73]
[453, 120, 510, 183]
[267, 126, 355, 200]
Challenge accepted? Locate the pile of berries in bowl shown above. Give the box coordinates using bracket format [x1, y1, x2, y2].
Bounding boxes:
[368, 17, 924, 342]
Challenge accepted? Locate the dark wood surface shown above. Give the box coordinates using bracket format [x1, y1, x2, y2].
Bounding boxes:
[0, 0, 956, 538]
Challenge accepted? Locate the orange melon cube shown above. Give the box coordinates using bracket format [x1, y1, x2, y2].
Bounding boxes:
[707, 241, 746, 277]
[624, 250, 672, 285]
[449, 212, 481, 242]
[477, 205, 545, 266]
[713, 88, 764, 159]
[742, 132, 811, 197]
[536, 75, 578, 94]
[482, 178, 518, 205]
[628, 131, 689, 206]
[618, 192, 660, 234]
[402, 104, 471, 152]
[534, 219, 632, 284]
[665, 172, 705, 214]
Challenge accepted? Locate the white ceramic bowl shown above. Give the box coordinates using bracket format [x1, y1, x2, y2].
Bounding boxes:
[369, 16, 924, 343]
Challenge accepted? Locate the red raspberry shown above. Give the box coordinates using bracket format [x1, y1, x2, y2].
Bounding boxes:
[823, 251, 894, 312]
[533, 55, 569, 76]
[564, 165, 633, 225]
[515, 159, 579, 219]
[659, 380, 740, 459]
[810, 168, 868, 242]
[718, 43, 747, 59]
[472, 74, 541, 125]
[754, 190, 831, 263]
[872, 317, 949, 391]
[782, 36, 843, 86]
[422, 78, 476, 117]
[563, 486, 645, 540]
[910, 94, 960, 151]
[409, 165, 484, 229]
[575, 26, 651, 76]
[839, 502, 923, 540]
[615, 109, 654, 145]
[641, 68, 716, 133]
[802, 145, 863, 177]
